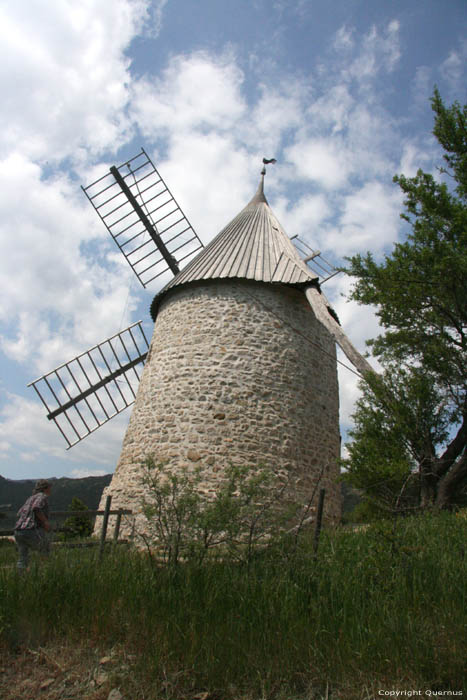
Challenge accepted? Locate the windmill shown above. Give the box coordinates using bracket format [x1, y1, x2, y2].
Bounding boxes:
[29, 149, 373, 534]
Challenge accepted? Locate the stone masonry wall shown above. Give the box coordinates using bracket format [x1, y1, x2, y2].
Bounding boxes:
[98, 279, 341, 541]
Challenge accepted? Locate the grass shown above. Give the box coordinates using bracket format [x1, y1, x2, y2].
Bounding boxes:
[0, 511, 466, 699]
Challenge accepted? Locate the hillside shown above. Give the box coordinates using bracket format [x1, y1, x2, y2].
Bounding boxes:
[0, 474, 112, 529]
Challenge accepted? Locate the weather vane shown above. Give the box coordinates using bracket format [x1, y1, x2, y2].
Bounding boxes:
[261, 157, 277, 175]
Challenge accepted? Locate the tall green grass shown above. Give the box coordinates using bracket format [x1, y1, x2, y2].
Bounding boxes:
[1, 511, 465, 699]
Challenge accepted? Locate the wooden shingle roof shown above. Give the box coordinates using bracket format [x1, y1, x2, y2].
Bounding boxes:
[153, 175, 317, 309]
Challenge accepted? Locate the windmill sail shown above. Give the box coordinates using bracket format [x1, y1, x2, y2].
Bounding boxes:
[304, 286, 374, 377]
[82, 149, 204, 288]
[290, 235, 340, 283]
[28, 321, 150, 448]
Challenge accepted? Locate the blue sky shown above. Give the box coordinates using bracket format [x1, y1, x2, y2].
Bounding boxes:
[0, 0, 465, 480]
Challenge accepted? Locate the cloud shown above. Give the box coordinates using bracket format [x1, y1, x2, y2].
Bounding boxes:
[440, 40, 467, 93]
[275, 193, 331, 239]
[145, 0, 169, 38]
[412, 65, 433, 106]
[332, 26, 355, 53]
[0, 0, 149, 165]
[0, 153, 139, 373]
[131, 55, 309, 240]
[132, 24, 402, 224]
[0, 441, 11, 461]
[70, 468, 110, 478]
[131, 51, 246, 139]
[0, 390, 130, 473]
[0, 1, 158, 388]
[0, 393, 67, 463]
[281, 27, 403, 194]
[286, 137, 352, 190]
[305, 85, 355, 137]
[243, 80, 307, 153]
[155, 132, 253, 243]
[398, 140, 436, 178]
[329, 181, 403, 257]
[329, 20, 401, 88]
[338, 361, 363, 429]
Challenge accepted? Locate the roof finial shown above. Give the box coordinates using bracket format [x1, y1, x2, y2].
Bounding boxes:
[262, 157, 277, 175]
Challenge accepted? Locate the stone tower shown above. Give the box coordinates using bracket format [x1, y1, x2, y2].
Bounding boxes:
[98, 172, 372, 538]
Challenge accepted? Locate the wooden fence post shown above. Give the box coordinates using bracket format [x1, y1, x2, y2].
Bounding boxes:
[113, 510, 122, 542]
[313, 488, 326, 556]
[99, 495, 112, 561]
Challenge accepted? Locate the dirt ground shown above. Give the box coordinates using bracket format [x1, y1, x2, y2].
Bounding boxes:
[0, 642, 219, 700]
[0, 643, 128, 700]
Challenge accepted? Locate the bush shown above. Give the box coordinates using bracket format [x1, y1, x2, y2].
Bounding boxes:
[139, 457, 313, 566]
[62, 497, 93, 539]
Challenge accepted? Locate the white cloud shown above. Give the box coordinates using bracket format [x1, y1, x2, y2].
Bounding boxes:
[338, 361, 362, 429]
[284, 32, 403, 190]
[0, 0, 149, 165]
[70, 468, 109, 478]
[0, 393, 66, 463]
[332, 26, 355, 53]
[244, 80, 307, 152]
[0, 1, 158, 391]
[412, 65, 432, 106]
[145, 0, 169, 38]
[440, 40, 467, 93]
[286, 137, 352, 190]
[131, 51, 246, 139]
[0, 390, 130, 473]
[0, 441, 11, 461]
[333, 21, 401, 87]
[305, 84, 354, 136]
[156, 131, 253, 243]
[131, 56, 310, 240]
[329, 275, 381, 344]
[326, 274, 382, 433]
[0, 154, 139, 373]
[330, 181, 403, 256]
[275, 194, 331, 240]
[398, 140, 435, 178]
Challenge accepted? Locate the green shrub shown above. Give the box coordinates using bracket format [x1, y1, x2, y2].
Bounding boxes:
[139, 457, 306, 566]
[62, 497, 93, 539]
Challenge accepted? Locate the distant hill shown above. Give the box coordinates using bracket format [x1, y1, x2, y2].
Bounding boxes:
[0, 474, 112, 529]
[0, 474, 360, 530]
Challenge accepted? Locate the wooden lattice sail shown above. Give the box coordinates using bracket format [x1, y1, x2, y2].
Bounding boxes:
[28, 322, 150, 448]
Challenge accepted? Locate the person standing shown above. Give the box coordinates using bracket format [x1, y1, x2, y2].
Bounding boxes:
[14, 479, 52, 571]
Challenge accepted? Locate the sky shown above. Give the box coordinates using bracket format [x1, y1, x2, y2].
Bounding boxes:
[0, 0, 465, 481]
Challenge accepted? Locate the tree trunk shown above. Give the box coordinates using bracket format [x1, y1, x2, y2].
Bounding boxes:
[420, 481, 436, 509]
[434, 452, 467, 509]
[419, 454, 438, 508]
[434, 479, 451, 509]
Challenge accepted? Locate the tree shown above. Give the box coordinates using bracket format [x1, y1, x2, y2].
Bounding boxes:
[63, 497, 93, 539]
[344, 364, 466, 513]
[344, 90, 467, 511]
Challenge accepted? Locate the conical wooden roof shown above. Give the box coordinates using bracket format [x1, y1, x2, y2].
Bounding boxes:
[151, 174, 317, 318]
